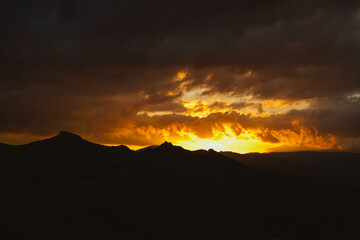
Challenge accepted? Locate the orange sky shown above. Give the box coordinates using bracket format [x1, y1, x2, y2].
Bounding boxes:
[1, 2, 360, 153]
[0, 71, 348, 153]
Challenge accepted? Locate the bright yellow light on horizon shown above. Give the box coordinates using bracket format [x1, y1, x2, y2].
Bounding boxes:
[174, 126, 274, 153]
[175, 136, 272, 153]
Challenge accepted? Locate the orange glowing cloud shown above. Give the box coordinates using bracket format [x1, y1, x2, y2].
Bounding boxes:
[0, 68, 355, 153]
[95, 109, 343, 153]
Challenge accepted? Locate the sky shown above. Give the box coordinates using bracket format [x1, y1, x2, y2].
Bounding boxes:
[1, 0, 360, 153]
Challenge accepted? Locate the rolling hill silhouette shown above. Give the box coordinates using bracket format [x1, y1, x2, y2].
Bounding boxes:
[2, 132, 360, 239]
[221, 151, 360, 185]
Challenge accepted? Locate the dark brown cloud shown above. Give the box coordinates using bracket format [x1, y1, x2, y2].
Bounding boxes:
[0, 0, 359, 150]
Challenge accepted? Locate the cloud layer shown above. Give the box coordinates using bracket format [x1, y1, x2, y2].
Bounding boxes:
[0, 0, 359, 152]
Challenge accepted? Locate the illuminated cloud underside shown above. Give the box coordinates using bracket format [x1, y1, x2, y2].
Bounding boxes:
[107, 83, 343, 153]
[0, 1, 360, 153]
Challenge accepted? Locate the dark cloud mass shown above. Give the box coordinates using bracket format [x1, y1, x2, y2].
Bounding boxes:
[0, 0, 359, 151]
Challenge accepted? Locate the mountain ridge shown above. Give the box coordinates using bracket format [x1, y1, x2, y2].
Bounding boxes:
[2, 131, 360, 239]
[1, 131, 358, 155]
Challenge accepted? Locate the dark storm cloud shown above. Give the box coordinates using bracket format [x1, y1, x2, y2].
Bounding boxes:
[0, 0, 359, 141]
[0, 90, 142, 135]
[143, 102, 187, 113]
[229, 102, 253, 110]
[298, 97, 360, 138]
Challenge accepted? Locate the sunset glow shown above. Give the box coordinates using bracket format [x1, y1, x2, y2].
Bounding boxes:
[3, 2, 360, 239]
[0, 82, 350, 153]
[1, 1, 359, 154]
[100, 82, 341, 153]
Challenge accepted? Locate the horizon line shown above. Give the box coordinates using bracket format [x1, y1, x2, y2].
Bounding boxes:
[0, 130, 354, 155]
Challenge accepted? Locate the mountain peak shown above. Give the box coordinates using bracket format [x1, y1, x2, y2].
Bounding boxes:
[114, 144, 132, 152]
[153, 141, 178, 151]
[58, 131, 78, 136]
[56, 131, 83, 139]
[50, 131, 88, 144]
[160, 141, 173, 147]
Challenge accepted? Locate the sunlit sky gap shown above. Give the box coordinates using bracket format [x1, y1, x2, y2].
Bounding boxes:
[0, 1, 359, 153]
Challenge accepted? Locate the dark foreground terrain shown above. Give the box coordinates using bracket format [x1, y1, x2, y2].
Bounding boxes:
[2, 131, 360, 239]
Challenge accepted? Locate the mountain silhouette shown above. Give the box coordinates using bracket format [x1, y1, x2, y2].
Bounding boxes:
[2, 131, 360, 239]
[27, 131, 132, 154]
[52, 130, 87, 141]
[222, 151, 360, 185]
